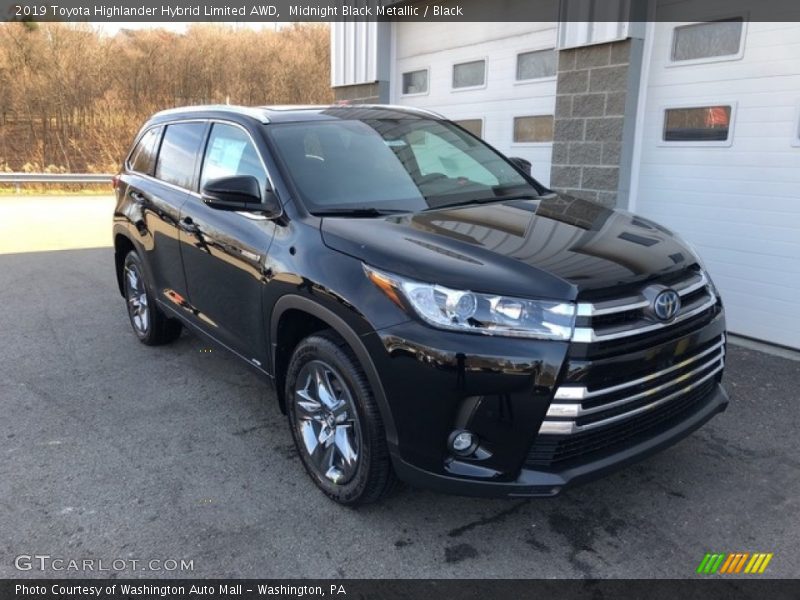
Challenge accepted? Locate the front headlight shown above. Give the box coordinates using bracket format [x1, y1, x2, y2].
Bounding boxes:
[364, 264, 576, 340]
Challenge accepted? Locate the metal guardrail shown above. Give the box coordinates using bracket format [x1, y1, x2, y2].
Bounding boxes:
[0, 173, 114, 192]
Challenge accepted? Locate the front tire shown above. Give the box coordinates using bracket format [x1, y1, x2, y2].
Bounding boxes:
[285, 331, 396, 506]
[122, 250, 182, 346]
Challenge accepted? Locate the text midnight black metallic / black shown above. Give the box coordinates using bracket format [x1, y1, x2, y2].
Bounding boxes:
[112, 104, 728, 505]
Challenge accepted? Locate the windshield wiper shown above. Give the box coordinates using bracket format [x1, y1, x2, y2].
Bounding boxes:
[426, 194, 539, 211]
[312, 207, 408, 218]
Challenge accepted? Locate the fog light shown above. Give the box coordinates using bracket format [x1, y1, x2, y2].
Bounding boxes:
[449, 430, 477, 455]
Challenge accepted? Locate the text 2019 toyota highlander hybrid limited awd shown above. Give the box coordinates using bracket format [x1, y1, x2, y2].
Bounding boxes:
[113, 105, 728, 505]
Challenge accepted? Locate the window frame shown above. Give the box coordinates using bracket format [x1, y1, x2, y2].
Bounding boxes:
[400, 67, 430, 97]
[514, 47, 558, 85]
[198, 120, 272, 194]
[151, 119, 209, 194]
[657, 100, 738, 148]
[125, 125, 163, 176]
[667, 17, 748, 68]
[451, 57, 488, 92]
[452, 117, 485, 139]
[510, 114, 555, 146]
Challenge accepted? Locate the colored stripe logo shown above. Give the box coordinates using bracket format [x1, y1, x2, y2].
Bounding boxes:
[697, 552, 773, 574]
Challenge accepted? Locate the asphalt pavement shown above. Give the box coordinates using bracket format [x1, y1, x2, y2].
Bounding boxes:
[0, 196, 798, 578]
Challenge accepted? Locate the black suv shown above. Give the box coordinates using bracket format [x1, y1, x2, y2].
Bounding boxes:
[113, 105, 728, 505]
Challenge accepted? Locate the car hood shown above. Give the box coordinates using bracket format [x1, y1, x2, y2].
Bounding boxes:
[320, 194, 697, 300]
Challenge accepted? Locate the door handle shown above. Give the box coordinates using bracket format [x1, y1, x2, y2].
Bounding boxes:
[180, 216, 200, 235]
[128, 190, 145, 204]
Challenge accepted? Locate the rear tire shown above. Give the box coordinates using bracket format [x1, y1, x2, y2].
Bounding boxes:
[285, 330, 397, 506]
[122, 250, 182, 346]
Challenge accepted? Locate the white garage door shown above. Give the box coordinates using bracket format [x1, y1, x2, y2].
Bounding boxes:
[392, 22, 558, 186]
[634, 19, 800, 349]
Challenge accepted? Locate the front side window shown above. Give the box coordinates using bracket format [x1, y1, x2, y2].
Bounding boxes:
[402, 70, 428, 95]
[516, 49, 557, 81]
[453, 60, 486, 89]
[129, 126, 162, 175]
[155, 122, 206, 189]
[663, 106, 732, 142]
[267, 118, 532, 214]
[672, 19, 744, 62]
[200, 123, 268, 192]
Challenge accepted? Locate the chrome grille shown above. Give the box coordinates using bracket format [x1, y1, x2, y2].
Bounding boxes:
[571, 270, 717, 344]
[538, 334, 725, 436]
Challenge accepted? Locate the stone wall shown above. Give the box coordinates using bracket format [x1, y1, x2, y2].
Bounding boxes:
[550, 39, 641, 208]
[332, 81, 388, 104]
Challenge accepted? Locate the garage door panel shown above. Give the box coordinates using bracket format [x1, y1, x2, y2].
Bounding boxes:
[722, 303, 800, 348]
[636, 19, 800, 347]
[636, 179, 800, 204]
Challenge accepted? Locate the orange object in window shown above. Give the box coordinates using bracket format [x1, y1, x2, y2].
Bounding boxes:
[705, 106, 730, 128]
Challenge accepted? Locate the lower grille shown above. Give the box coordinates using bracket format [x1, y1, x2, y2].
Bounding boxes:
[526, 378, 717, 466]
[528, 333, 725, 467]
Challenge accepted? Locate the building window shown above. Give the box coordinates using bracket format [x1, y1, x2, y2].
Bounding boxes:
[671, 19, 744, 62]
[513, 115, 554, 143]
[454, 119, 483, 138]
[402, 69, 428, 95]
[452, 60, 486, 89]
[663, 105, 732, 142]
[516, 49, 557, 81]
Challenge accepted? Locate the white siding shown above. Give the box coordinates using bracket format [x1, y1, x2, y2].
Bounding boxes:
[331, 21, 381, 87]
[392, 22, 558, 186]
[634, 21, 800, 348]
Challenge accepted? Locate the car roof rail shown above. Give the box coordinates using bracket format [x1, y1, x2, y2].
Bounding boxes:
[152, 104, 271, 124]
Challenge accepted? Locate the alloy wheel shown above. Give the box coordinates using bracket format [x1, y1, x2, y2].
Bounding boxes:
[292, 360, 362, 485]
[124, 264, 149, 335]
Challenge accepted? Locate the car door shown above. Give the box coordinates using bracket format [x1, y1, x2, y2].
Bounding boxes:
[124, 121, 207, 305]
[178, 121, 277, 363]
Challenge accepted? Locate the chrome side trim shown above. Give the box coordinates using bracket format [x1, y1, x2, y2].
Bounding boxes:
[571, 291, 717, 343]
[553, 336, 725, 402]
[547, 350, 724, 418]
[538, 363, 723, 435]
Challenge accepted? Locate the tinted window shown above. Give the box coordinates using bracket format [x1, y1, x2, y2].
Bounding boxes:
[516, 49, 557, 80]
[513, 116, 554, 143]
[129, 126, 161, 175]
[402, 70, 428, 95]
[200, 123, 268, 193]
[267, 119, 530, 213]
[155, 122, 206, 189]
[663, 106, 731, 141]
[454, 119, 483, 138]
[672, 19, 743, 61]
[453, 60, 485, 88]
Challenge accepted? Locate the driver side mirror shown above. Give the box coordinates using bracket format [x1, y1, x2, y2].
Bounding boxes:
[508, 156, 532, 176]
[201, 175, 281, 218]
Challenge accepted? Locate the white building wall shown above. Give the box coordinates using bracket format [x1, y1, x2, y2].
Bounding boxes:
[634, 20, 800, 348]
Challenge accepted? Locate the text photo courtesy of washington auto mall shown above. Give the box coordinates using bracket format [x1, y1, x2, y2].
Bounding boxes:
[1, 0, 799, 599]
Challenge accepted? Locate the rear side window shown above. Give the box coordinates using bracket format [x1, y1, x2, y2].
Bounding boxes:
[200, 123, 268, 192]
[155, 122, 207, 189]
[128, 126, 161, 175]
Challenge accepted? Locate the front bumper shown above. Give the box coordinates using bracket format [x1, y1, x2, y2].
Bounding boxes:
[392, 382, 728, 497]
[363, 303, 727, 498]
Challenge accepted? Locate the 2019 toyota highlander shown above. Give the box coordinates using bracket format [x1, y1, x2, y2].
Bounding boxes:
[113, 104, 728, 505]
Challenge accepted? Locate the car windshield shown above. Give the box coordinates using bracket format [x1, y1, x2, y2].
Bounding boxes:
[266, 118, 537, 214]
